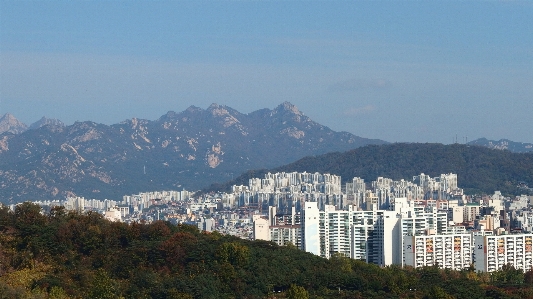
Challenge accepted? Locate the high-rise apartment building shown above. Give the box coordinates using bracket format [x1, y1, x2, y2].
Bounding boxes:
[474, 234, 533, 272]
[302, 202, 401, 264]
[403, 234, 473, 270]
[268, 206, 302, 248]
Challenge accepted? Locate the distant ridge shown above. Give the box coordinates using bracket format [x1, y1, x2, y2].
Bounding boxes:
[0, 102, 387, 203]
[468, 138, 533, 153]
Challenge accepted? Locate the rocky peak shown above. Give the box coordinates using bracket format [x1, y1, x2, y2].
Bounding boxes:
[208, 103, 220, 109]
[206, 103, 243, 128]
[275, 101, 303, 116]
[270, 102, 308, 124]
[207, 103, 225, 115]
[185, 105, 203, 113]
[0, 113, 28, 134]
[207, 103, 229, 116]
[155, 111, 178, 123]
[29, 117, 65, 130]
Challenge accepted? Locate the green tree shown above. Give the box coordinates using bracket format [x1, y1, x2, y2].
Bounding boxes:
[88, 269, 118, 299]
[424, 286, 453, 299]
[286, 284, 309, 299]
[167, 288, 193, 299]
[491, 264, 524, 286]
[0, 204, 12, 231]
[216, 242, 249, 267]
[14, 202, 47, 236]
[49, 286, 69, 299]
[330, 252, 352, 273]
[525, 269, 533, 285]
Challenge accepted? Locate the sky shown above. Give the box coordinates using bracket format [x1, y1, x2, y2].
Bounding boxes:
[1, 1, 532, 144]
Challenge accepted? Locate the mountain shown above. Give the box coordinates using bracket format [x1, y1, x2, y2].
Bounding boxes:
[0, 114, 64, 135]
[0, 113, 28, 134]
[0, 102, 387, 203]
[204, 143, 533, 196]
[29, 116, 65, 130]
[468, 138, 533, 153]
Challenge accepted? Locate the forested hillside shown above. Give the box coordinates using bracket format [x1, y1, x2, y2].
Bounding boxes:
[204, 143, 533, 196]
[1, 203, 533, 298]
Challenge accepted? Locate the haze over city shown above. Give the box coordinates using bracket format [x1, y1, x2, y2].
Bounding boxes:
[1, 1, 532, 144]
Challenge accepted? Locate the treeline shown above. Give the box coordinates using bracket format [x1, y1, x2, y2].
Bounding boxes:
[2, 203, 533, 298]
[203, 143, 533, 196]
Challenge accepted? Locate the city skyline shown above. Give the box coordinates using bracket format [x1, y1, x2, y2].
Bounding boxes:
[1, 1, 532, 144]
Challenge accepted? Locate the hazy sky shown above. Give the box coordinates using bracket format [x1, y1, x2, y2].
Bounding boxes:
[1, 1, 532, 144]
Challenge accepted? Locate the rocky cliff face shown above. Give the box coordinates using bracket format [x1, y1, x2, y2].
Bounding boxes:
[0, 102, 387, 203]
[0, 113, 28, 134]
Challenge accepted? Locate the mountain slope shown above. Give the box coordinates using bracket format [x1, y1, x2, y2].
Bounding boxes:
[205, 143, 533, 196]
[0, 102, 386, 203]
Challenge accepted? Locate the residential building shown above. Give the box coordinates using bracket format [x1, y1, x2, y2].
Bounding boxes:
[403, 233, 473, 270]
[474, 234, 533, 272]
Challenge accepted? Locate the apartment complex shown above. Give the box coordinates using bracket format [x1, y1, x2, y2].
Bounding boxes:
[403, 234, 473, 270]
[302, 199, 456, 266]
[474, 234, 533, 272]
[249, 171, 533, 273]
[254, 206, 302, 248]
[35, 170, 533, 274]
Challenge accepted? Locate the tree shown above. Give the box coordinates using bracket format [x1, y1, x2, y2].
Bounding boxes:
[14, 202, 47, 236]
[216, 242, 249, 267]
[424, 286, 453, 299]
[491, 264, 524, 286]
[286, 284, 309, 299]
[330, 252, 352, 273]
[0, 205, 11, 231]
[88, 269, 118, 299]
[525, 269, 533, 285]
[167, 288, 193, 299]
[49, 286, 69, 299]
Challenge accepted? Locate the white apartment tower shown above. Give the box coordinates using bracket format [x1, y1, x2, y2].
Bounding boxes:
[403, 234, 473, 270]
[369, 210, 401, 265]
[252, 215, 270, 241]
[303, 201, 321, 256]
[303, 202, 401, 265]
[303, 202, 354, 258]
[474, 234, 533, 272]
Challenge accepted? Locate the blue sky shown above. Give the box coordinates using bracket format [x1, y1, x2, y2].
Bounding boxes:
[1, 1, 532, 144]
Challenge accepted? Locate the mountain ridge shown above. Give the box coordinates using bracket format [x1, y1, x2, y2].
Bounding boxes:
[4, 112, 532, 154]
[0, 113, 65, 134]
[0, 102, 386, 203]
